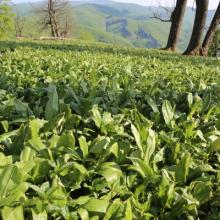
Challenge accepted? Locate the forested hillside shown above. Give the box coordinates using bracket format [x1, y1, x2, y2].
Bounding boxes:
[13, 0, 215, 50]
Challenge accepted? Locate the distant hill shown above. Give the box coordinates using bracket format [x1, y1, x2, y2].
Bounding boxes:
[13, 0, 215, 50]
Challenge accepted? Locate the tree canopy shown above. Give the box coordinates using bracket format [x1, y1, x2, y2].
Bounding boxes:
[0, 0, 13, 39]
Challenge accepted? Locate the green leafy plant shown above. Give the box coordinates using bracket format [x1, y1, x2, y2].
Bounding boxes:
[0, 40, 219, 219]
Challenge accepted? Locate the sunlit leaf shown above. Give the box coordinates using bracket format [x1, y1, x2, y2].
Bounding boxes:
[45, 84, 59, 120]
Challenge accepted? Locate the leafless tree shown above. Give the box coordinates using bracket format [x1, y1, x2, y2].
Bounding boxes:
[35, 0, 74, 38]
[15, 11, 25, 38]
[150, 6, 173, 23]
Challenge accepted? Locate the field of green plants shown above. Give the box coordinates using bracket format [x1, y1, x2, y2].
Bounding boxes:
[0, 41, 220, 220]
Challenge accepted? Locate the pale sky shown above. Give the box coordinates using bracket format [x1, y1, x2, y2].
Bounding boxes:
[112, 0, 219, 9]
[12, 0, 219, 10]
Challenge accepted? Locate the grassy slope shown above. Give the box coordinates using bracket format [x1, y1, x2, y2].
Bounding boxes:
[73, 3, 215, 50]
[74, 3, 170, 47]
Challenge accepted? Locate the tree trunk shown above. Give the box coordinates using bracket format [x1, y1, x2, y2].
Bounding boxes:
[165, 0, 187, 51]
[184, 0, 209, 55]
[48, 0, 56, 37]
[200, 2, 220, 56]
[48, 0, 60, 38]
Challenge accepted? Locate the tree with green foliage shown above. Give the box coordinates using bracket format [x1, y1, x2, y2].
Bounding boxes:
[0, 0, 13, 39]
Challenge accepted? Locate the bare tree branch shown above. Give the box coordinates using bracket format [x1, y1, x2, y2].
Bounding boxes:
[35, 0, 74, 39]
[150, 4, 175, 23]
[15, 10, 26, 38]
[150, 12, 171, 22]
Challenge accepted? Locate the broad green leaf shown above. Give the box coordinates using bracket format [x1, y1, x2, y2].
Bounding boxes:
[27, 119, 46, 151]
[82, 198, 109, 213]
[103, 199, 121, 220]
[0, 165, 22, 200]
[98, 162, 122, 183]
[158, 170, 169, 197]
[143, 213, 154, 220]
[91, 105, 102, 128]
[107, 142, 119, 158]
[57, 131, 75, 148]
[0, 153, 12, 167]
[31, 159, 51, 182]
[131, 124, 142, 151]
[192, 182, 212, 205]
[187, 93, 193, 109]
[45, 84, 59, 120]
[20, 146, 36, 161]
[144, 128, 156, 164]
[129, 158, 154, 178]
[14, 99, 33, 118]
[70, 196, 90, 206]
[72, 162, 88, 175]
[162, 100, 174, 126]
[28, 137, 45, 151]
[175, 154, 191, 183]
[0, 130, 18, 142]
[48, 134, 60, 149]
[57, 161, 88, 186]
[0, 182, 29, 207]
[146, 96, 159, 113]
[153, 147, 165, 169]
[141, 196, 152, 214]
[90, 137, 110, 154]
[48, 177, 68, 207]
[196, 130, 206, 142]
[31, 209, 47, 220]
[158, 169, 175, 208]
[79, 136, 89, 158]
[29, 119, 45, 139]
[1, 206, 24, 220]
[1, 121, 9, 132]
[210, 137, 220, 152]
[42, 113, 65, 132]
[189, 95, 203, 118]
[77, 208, 89, 220]
[9, 125, 27, 155]
[164, 184, 175, 208]
[125, 199, 132, 220]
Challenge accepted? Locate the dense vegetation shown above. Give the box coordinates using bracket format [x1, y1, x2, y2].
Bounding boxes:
[0, 41, 220, 219]
[0, 0, 13, 39]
